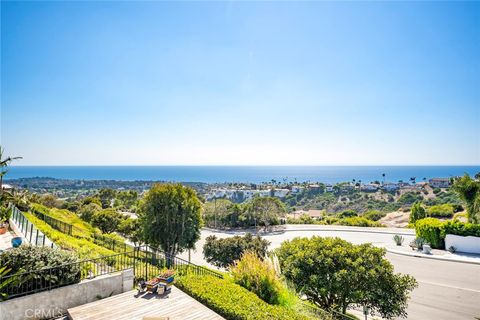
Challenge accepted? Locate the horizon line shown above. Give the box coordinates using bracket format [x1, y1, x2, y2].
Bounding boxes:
[10, 164, 480, 167]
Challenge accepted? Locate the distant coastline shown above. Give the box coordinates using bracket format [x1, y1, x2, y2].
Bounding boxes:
[6, 165, 480, 184]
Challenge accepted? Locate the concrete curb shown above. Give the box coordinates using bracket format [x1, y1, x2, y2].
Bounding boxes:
[203, 226, 415, 237]
[282, 227, 415, 236]
[385, 248, 480, 265]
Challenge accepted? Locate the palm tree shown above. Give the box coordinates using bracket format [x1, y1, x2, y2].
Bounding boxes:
[382, 173, 386, 185]
[0, 147, 22, 195]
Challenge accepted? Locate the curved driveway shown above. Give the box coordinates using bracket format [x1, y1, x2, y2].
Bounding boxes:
[178, 225, 480, 320]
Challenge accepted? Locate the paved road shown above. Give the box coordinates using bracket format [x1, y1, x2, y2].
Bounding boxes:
[178, 226, 480, 320]
[387, 253, 480, 320]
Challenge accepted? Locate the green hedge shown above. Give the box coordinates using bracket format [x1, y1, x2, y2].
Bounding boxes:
[415, 218, 480, 249]
[176, 275, 324, 320]
[442, 220, 480, 238]
[415, 218, 444, 248]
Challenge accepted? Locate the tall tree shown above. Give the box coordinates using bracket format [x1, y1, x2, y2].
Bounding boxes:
[247, 196, 285, 230]
[139, 183, 202, 259]
[452, 174, 480, 223]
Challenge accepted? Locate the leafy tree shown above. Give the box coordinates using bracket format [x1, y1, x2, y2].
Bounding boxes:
[203, 233, 270, 268]
[118, 218, 142, 246]
[116, 190, 139, 210]
[91, 209, 122, 233]
[139, 183, 202, 259]
[247, 197, 286, 229]
[77, 203, 102, 222]
[276, 237, 417, 318]
[409, 201, 426, 224]
[82, 196, 102, 207]
[452, 174, 480, 223]
[38, 194, 61, 208]
[97, 188, 117, 209]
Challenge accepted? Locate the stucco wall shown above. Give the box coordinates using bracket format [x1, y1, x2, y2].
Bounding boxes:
[0, 269, 134, 320]
[445, 234, 480, 255]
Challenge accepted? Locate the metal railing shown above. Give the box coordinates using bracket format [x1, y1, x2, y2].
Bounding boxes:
[0, 250, 136, 300]
[31, 208, 73, 236]
[0, 245, 222, 301]
[92, 232, 133, 252]
[134, 245, 223, 280]
[9, 206, 56, 248]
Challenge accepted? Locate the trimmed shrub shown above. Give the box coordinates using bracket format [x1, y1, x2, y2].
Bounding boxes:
[176, 275, 321, 320]
[203, 233, 270, 268]
[415, 218, 444, 249]
[441, 220, 480, 238]
[231, 251, 286, 305]
[427, 204, 454, 218]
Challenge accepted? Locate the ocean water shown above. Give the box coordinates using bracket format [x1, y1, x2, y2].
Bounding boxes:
[6, 166, 480, 184]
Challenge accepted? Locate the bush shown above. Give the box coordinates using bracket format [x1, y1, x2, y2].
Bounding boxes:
[362, 210, 386, 221]
[427, 204, 454, 218]
[77, 203, 102, 223]
[1, 246, 81, 294]
[409, 202, 426, 224]
[203, 233, 270, 268]
[91, 209, 123, 234]
[441, 220, 480, 238]
[287, 214, 314, 224]
[176, 275, 320, 320]
[398, 192, 423, 205]
[231, 251, 286, 305]
[334, 217, 383, 227]
[337, 210, 357, 218]
[415, 218, 444, 249]
[276, 237, 417, 318]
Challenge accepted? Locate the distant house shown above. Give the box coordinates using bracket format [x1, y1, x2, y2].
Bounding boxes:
[382, 183, 399, 192]
[307, 209, 324, 220]
[1, 184, 13, 191]
[361, 184, 378, 192]
[429, 178, 451, 188]
[273, 189, 290, 198]
[325, 184, 334, 192]
[291, 186, 305, 194]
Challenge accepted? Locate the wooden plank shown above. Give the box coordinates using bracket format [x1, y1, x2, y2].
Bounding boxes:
[67, 286, 224, 320]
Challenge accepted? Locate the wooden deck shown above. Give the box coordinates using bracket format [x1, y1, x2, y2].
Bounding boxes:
[67, 286, 224, 320]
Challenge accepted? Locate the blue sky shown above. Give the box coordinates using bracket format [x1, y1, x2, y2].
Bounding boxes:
[1, 1, 479, 165]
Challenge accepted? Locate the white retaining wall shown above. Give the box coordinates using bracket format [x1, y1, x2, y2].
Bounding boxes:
[0, 269, 134, 320]
[445, 234, 480, 255]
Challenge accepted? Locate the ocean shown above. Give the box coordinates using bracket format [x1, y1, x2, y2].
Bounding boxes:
[6, 166, 480, 184]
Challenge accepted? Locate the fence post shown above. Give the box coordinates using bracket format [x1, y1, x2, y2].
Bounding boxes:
[29, 223, 34, 242]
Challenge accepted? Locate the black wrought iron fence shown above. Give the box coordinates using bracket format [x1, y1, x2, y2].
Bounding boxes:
[31, 208, 73, 236]
[0, 245, 222, 301]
